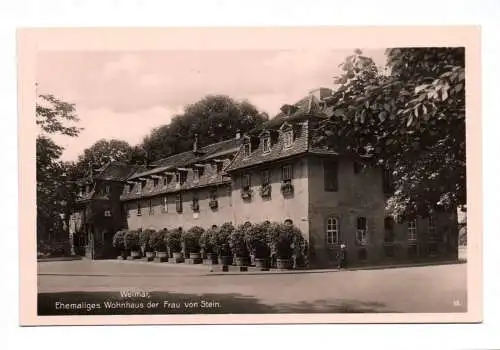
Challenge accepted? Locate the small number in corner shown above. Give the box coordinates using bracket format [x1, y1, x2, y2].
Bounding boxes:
[453, 300, 461, 307]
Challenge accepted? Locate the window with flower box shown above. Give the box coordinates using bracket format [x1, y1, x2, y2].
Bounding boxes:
[192, 193, 200, 212]
[241, 173, 252, 200]
[209, 188, 218, 210]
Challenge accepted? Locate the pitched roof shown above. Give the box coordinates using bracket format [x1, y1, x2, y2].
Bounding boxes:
[225, 93, 333, 172]
[129, 138, 242, 180]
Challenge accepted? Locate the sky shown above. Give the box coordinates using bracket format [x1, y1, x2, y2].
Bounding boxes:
[36, 49, 387, 161]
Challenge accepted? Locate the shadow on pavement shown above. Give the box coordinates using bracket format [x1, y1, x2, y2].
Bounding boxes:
[38, 291, 397, 315]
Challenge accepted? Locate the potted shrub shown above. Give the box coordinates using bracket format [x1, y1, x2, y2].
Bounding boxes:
[268, 223, 296, 269]
[124, 230, 141, 259]
[150, 229, 168, 262]
[140, 229, 155, 261]
[112, 229, 127, 259]
[212, 222, 234, 265]
[166, 228, 184, 263]
[200, 227, 218, 264]
[245, 221, 271, 268]
[183, 226, 204, 264]
[230, 223, 251, 266]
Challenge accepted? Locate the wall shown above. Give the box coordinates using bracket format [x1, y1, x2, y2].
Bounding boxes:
[229, 157, 310, 238]
[124, 184, 233, 231]
[307, 155, 386, 267]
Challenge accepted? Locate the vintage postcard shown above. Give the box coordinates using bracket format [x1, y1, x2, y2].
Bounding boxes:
[18, 27, 482, 326]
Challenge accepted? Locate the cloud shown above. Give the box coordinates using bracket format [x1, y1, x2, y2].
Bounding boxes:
[51, 105, 181, 161]
[37, 49, 388, 160]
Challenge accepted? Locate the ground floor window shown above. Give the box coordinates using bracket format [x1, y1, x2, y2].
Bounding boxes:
[356, 217, 368, 245]
[428, 215, 438, 242]
[408, 219, 417, 241]
[162, 196, 168, 213]
[176, 193, 183, 213]
[326, 217, 339, 246]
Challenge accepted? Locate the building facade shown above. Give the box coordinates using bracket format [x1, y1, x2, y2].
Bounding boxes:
[69, 88, 459, 266]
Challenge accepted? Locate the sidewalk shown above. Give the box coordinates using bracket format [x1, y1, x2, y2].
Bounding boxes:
[106, 257, 465, 276]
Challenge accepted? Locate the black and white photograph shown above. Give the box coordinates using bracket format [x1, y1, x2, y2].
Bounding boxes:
[19, 27, 480, 324]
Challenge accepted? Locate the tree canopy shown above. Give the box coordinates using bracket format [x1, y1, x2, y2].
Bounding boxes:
[141, 95, 268, 162]
[36, 93, 82, 242]
[314, 48, 466, 218]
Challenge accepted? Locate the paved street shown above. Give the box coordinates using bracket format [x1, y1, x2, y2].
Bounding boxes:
[38, 259, 467, 314]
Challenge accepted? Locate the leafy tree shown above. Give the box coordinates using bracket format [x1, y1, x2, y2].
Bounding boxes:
[70, 139, 139, 179]
[314, 48, 465, 218]
[141, 95, 268, 162]
[36, 92, 82, 244]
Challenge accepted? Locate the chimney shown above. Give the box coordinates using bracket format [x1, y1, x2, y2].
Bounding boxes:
[193, 133, 198, 152]
[309, 87, 332, 101]
[235, 130, 241, 140]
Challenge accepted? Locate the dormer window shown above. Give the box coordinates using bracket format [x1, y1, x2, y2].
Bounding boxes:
[283, 130, 293, 148]
[243, 143, 251, 158]
[262, 136, 271, 153]
[193, 168, 200, 182]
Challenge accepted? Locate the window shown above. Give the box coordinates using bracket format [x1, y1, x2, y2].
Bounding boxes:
[105, 184, 110, 194]
[324, 159, 339, 192]
[148, 199, 154, 215]
[428, 215, 437, 241]
[192, 193, 199, 212]
[163, 176, 168, 186]
[262, 137, 271, 153]
[243, 143, 251, 157]
[283, 130, 293, 148]
[408, 219, 417, 241]
[153, 178, 159, 187]
[136, 182, 142, 194]
[216, 162, 223, 173]
[125, 204, 130, 218]
[137, 201, 142, 216]
[104, 209, 112, 217]
[284, 219, 293, 226]
[384, 217, 395, 243]
[261, 169, 270, 185]
[282, 164, 293, 182]
[326, 217, 339, 246]
[242, 173, 251, 190]
[175, 172, 181, 185]
[193, 168, 200, 182]
[356, 217, 368, 245]
[176, 193, 183, 213]
[162, 196, 168, 213]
